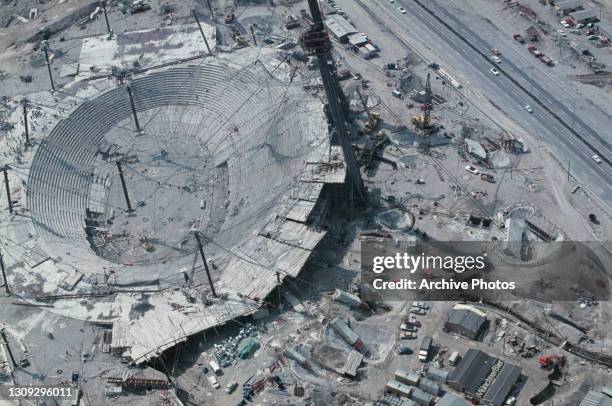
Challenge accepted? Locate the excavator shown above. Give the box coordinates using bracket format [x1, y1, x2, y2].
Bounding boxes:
[538, 354, 567, 370]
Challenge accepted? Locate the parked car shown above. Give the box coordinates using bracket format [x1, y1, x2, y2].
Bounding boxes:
[225, 381, 238, 394]
[465, 165, 479, 175]
[490, 67, 500, 76]
[398, 347, 413, 355]
[592, 154, 602, 164]
[401, 331, 417, 339]
[401, 323, 417, 332]
[398, 6, 406, 13]
[524, 105, 533, 113]
[492, 56, 501, 64]
[480, 173, 495, 183]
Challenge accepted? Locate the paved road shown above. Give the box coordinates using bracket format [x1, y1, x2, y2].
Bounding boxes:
[352, 0, 612, 212]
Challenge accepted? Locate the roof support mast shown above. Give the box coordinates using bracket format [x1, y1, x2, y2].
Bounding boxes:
[302, 0, 365, 201]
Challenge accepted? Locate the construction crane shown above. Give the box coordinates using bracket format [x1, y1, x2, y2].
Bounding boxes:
[355, 88, 380, 133]
[411, 73, 433, 134]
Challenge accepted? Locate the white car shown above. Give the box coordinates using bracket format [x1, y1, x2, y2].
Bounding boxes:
[524, 105, 533, 113]
[492, 56, 501, 64]
[576, 23, 585, 28]
[389, 0, 395, 2]
[398, 7, 406, 13]
[465, 165, 479, 175]
[592, 154, 602, 164]
[557, 29, 567, 36]
[560, 20, 570, 28]
[505, 396, 516, 405]
[490, 67, 500, 76]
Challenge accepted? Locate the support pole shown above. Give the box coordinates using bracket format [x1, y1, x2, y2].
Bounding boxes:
[100, 1, 111, 34]
[126, 83, 141, 133]
[276, 271, 281, 307]
[42, 40, 55, 92]
[192, 10, 212, 54]
[195, 233, 217, 298]
[206, 0, 214, 18]
[115, 161, 133, 212]
[3, 166, 12, 215]
[22, 100, 29, 146]
[250, 26, 257, 46]
[0, 248, 9, 295]
[0, 329, 17, 368]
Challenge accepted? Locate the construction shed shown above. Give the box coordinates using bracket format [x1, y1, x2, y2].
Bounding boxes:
[444, 304, 488, 340]
[395, 368, 421, 386]
[437, 393, 471, 406]
[418, 377, 441, 396]
[569, 8, 600, 24]
[324, 14, 357, 42]
[348, 32, 369, 48]
[553, 0, 583, 15]
[410, 388, 434, 406]
[426, 366, 448, 383]
[580, 390, 612, 406]
[386, 379, 413, 398]
[342, 350, 363, 378]
[448, 349, 522, 406]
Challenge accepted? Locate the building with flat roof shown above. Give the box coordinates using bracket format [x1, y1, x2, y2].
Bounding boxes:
[570, 8, 600, 24]
[437, 393, 471, 406]
[580, 390, 612, 406]
[444, 304, 488, 340]
[324, 14, 357, 42]
[448, 349, 522, 406]
[553, 0, 583, 15]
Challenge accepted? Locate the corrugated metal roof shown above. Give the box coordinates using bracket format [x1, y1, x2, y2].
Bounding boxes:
[426, 366, 449, 383]
[385, 379, 413, 397]
[446, 306, 487, 338]
[449, 350, 521, 406]
[555, 0, 582, 9]
[418, 377, 441, 396]
[570, 8, 599, 21]
[482, 363, 522, 406]
[437, 393, 470, 406]
[324, 14, 357, 38]
[410, 388, 434, 405]
[395, 368, 420, 386]
[580, 391, 612, 406]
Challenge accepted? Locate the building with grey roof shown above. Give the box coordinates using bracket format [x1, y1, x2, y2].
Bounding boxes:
[448, 349, 522, 406]
[437, 393, 470, 406]
[324, 14, 357, 42]
[570, 8, 600, 23]
[444, 304, 488, 340]
[580, 390, 612, 406]
[553, 0, 583, 15]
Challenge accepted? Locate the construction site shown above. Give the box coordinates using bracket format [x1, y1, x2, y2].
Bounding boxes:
[0, 0, 610, 405]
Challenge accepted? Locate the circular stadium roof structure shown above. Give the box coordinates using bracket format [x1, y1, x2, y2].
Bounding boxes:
[4, 48, 345, 363]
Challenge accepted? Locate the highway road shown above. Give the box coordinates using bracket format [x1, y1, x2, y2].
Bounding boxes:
[350, 0, 612, 213]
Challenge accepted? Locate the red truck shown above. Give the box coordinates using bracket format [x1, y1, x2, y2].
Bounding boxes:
[528, 46, 553, 66]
